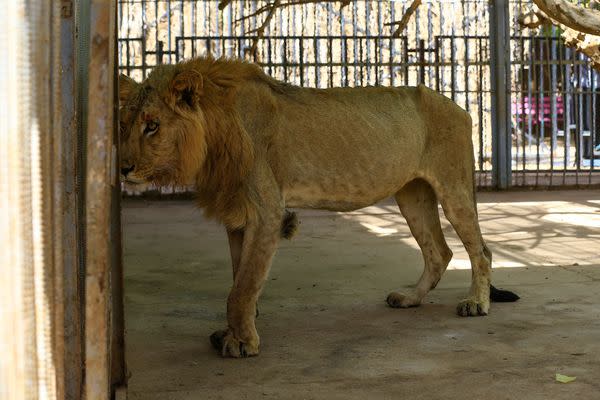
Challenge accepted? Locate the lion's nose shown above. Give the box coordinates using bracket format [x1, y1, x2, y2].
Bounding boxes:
[121, 165, 135, 177]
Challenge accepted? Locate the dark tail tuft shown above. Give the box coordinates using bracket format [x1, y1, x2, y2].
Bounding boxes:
[490, 285, 520, 302]
[281, 210, 299, 240]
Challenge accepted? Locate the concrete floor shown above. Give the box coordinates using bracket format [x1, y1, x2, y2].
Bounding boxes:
[123, 190, 600, 400]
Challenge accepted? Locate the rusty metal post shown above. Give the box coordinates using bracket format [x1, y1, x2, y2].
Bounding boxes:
[111, 0, 127, 390]
[84, 0, 119, 399]
[60, 0, 84, 398]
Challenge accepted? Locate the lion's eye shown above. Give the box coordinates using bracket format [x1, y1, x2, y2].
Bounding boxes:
[144, 121, 159, 136]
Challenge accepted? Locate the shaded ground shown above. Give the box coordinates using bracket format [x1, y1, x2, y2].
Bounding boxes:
[123, 190, 600, 400]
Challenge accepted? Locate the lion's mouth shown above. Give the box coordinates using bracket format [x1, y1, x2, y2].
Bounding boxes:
[147, 168, 179, 187]
[121, 175, 147, 185]
[120, 168, 177, 188]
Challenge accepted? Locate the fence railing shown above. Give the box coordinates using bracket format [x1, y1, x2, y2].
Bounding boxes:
[509, 36, 599, 187]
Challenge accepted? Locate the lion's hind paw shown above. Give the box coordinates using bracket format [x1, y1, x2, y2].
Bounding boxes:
[456, 298, 489, 317]
[386, 292, 421, 308]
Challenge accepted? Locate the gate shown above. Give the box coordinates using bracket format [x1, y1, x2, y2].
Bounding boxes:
[117, 0, 600, 189]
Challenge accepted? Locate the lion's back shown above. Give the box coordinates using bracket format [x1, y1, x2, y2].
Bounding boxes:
[257, 85, 428, 208]
[235, 79, 474, 210]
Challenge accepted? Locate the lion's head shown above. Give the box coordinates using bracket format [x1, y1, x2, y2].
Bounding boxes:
[118, 65, 208, 187]
[118, 58, 258, 228]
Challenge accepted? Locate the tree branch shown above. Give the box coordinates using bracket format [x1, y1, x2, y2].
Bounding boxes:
[531, 0, 600, 36]
[235, 0, 351, 24]
[224, 0, 352, 61]
[561, 30, 600, 70]
[218, 0, 233, 11]
[385, 0, 422, 38]
[245, 0, 281, 60]
[519, 6, 600, 70]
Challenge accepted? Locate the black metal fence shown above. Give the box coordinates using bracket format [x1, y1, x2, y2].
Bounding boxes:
[509, 37, 599, 187]
[118, 0, 599, 188]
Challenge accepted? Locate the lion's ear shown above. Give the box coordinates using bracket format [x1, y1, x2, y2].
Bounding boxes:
[118, 74, 139, 103]
[170, 69, 203, 109]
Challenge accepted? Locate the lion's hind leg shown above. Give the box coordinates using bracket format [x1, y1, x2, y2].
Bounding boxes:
[387, 179, 453, 308]
[437, 183, 492, 317]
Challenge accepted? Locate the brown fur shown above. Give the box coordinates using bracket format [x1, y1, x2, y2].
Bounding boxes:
[120, 59, 262, 228]
[119, 56, 494, 358]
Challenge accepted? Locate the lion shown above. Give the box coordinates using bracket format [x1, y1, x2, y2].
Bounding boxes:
[118, 56, 518, 358]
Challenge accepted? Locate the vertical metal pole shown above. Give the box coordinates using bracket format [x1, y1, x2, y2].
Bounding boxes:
[76, 0, 90, 374]
[111, 0, 127, 391]
[85, 0, 117, 399]
[60, 1, 84, 399]
[157, 41, 164, 64]
[489, 0, 512, 188]
[418, 39, 425, 84]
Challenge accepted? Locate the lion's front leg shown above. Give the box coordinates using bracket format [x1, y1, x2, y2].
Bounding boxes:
[212, 211, 282, 358]
[226, 228, 244, 280]
[227, 227, 263, 319]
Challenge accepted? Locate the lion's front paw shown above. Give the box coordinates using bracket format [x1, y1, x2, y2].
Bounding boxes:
[209, 329, 260, 358]
[456, 298, 489, 317]
[386, 292, 421, 308]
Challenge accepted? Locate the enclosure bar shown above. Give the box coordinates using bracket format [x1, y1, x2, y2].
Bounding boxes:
[463, 36, 469, 112]
[268, 38, 274, 78]
[77, 0, 92, 373]
[167, 0, 172, 62]
[489, 0, 511, 188]
[550, 35, 558, 185]
[60, 1, 83, 398]
[574, 54, 581, 185]
[141, 0, 147, 77]
[434, 37, 440, 92]
[313, 36, 320, 88]
[403, 37, 409, 86]
[477, 38, 485, 183]
[517, 35, 525, 183]
[85, 0, 119, 399]
[524, 37, 531, 178]
[299, 37, 305, 86]
[154, 0, 159, 65]
[375, 37, 380, 86]
[450, 37, 456, 101]
[328, 37, 333, 87]
[111, 0, 127, 389]
[591, 69, 597, 177]
[536, 38, 544, 185]
[365, 2, 371, 85]
[343, 37, 349, 86]
[562, 49, 571, 184]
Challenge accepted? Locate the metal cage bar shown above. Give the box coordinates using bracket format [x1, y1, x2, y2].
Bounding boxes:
[84, 0, 126, 398]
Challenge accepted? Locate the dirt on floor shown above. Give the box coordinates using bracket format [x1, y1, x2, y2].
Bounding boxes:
[122, 190, 600, 400]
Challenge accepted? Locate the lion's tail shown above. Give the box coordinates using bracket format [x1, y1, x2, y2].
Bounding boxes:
[490, 285, 520, 302]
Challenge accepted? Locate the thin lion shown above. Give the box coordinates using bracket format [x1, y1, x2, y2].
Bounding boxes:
[119, 56, 518, 358]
